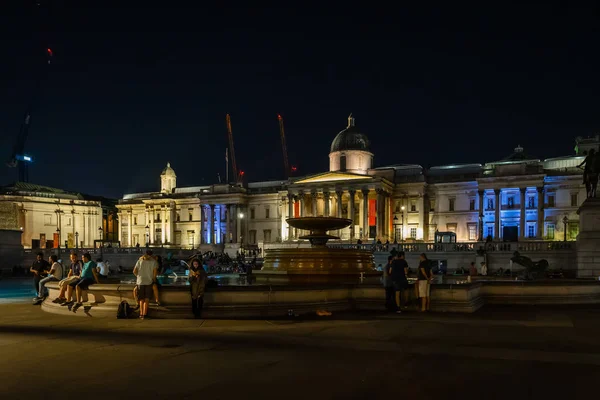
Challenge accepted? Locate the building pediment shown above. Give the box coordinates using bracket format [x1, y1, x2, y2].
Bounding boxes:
[293, 171, 374, 184]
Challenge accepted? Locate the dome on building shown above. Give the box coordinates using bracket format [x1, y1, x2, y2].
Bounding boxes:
[501, 145, 538, 162]
[330, 114, 371, 153]
[161, 162, 177, 177]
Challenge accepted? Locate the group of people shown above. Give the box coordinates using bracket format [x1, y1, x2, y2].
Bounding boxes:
[382, 252, 435, 313]
[43, 252, 100, 307]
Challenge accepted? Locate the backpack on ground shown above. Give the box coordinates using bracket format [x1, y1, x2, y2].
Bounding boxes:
[117, 301, 133, 319]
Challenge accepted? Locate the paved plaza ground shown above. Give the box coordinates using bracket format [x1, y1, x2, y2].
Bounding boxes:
[1, 302, 600, 399]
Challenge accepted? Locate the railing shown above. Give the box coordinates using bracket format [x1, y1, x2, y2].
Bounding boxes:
[23, 246, 198, 257]
[327, 241, 575, 253]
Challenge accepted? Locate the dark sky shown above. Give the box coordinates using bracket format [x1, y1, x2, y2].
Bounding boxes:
[1, 2, 600, 198]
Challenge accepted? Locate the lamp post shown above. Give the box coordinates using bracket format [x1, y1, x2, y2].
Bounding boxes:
[56, 228, 61, 259]
[478, 213, 484, 242]
[393, 215, 399, 242]
[75, 231, 79, 250]
[145, 225, 150, 247]
[238, 212, 244, 246]
[563, 215, 568, 242]
[98, 227, 103, 257]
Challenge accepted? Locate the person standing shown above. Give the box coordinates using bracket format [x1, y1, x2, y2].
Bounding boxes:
[36, 255, 63, 301]
[133, 250, 158, 319]
[30, 252, 50, 298]
[390, 251, 409, 313]
[189, 258, 208, 318]
[480, 261, 488, 276]
[418, 253, 434, 312]
[382, 255, 395, 311]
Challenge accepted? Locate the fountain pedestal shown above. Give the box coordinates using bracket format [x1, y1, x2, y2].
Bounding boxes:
[261, 217, 376, 283]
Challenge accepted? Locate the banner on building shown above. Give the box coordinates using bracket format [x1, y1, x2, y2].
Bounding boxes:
[369, 199, 376, 226]
[294, 202, 300, 218]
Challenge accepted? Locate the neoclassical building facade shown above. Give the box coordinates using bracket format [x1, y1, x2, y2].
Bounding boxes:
[116, 117, 595, 248]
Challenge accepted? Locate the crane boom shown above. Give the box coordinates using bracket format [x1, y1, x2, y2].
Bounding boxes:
[225, 114, 239, 183]
[278, 114, 290, 178]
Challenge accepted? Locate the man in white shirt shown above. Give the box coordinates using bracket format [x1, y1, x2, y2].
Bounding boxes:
[36, 254, 63, 300]
[133, 250, 158, 319]
[96, 258, 110, 278]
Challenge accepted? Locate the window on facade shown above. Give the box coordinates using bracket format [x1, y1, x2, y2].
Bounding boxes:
[571, 193, 578, 207]
[395, 202, 401, 212]
[548, 195, 555, 207]
[339, 155, 347, 171]
[410, 199, 416, 212]
[547, 224, 555, 240]
[528, 225, 535, 238]
[487, 226, 494, 239]
[448, 198, 455, 212]
[265, 207, 270, 219]
[469, 199, 475, 211]
[44, 214, 52, 225]
[249, 230, 257, 244]
[468, 223, 477, 241]
[409, 227, 417, 239]
[250, 208, 255, 219]
[446, 223, 457, 233]
[507, 196, 515, 209]
[568, 223, 579, 240]
[156, 214, 161, 222]
[528, 196, 535, 208]
[264, 229, 272, 243]
[176, 213, 180, 222]
[487, 198, 494, 210]
[134, 216, 137, 225]
[428, 226, 436, 241]
[66, 217, 72, 226]
[430, 199, 435, 212]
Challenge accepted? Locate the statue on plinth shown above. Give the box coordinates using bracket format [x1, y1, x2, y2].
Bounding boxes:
[510, 251, 549, 280]
[578, 149, 599, 198]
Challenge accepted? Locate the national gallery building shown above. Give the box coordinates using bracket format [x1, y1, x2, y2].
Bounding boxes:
[117, 115, 594, 249]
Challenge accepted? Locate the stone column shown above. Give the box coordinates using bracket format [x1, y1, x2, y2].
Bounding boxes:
[226, 204, 231, 243]
[311, 191, 318, 216]
[494, 189, 501, 240]
[537, 187, 544, 239]
[376, 189, 384, 239]
[160, 208, 166, 244]
[419, 195, 425, 240]
[348, 190, 356, 239]
[127, 211, 133, 247]
[149, 208, 155, 244]
[336, 191, 343, 218]
[519, 188, 526, 240]
[324, 191, 330, 217]
[298, 191, 305, 217]
[287, 193, 294, 240]
[169, 203, 175, 244]
[231, 204, 237, 243]
[200, 205, 205, 244]
[117, 212, 122, 245]
[384, 192, 390, 239]
[478, 190, 484, 241]
[209, 204, 215, 244]
[144, 209, 149, 234]
[362, 189, 369, 239]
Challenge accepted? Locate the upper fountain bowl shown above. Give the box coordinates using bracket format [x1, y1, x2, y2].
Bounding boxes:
[286, 217, 352, 232]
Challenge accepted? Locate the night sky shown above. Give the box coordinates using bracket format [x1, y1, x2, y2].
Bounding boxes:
[1, 2, 600, 198]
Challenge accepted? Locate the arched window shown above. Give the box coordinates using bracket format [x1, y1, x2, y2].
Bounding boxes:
[339, 154, 347, 171]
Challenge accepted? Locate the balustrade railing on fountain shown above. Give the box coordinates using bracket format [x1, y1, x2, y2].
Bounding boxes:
[326, 241, 575, 253]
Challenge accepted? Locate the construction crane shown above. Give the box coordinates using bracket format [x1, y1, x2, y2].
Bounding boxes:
[225, 114, 243, 184]
[7, 47, 53, 182]
[277, 114, 291, 178]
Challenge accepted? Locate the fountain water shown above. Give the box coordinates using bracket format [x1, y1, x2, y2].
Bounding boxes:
[261, 217, 376, 283]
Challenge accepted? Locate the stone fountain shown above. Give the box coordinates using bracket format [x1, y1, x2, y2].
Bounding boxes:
[261, 217, 376, 283]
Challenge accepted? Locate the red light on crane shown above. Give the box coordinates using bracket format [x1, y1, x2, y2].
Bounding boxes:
[239, 171, 245, 176]
[47, 48, 53, 57]
[291, 166, 297, 172]
[277, 114, 282, 120]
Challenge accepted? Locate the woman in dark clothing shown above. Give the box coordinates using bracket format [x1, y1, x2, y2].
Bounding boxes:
[189, 258, 208, 318]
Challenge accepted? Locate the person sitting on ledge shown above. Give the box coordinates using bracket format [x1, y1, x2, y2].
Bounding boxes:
[54, 253, 82, 304]
[30, 252, 50, 298]
[73, 253, 99, 306]
[36, 255, 63, 301]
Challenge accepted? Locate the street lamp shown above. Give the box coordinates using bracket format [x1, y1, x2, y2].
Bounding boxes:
[393, 216, 399, 242]
[98, 227, 103, 257]
[56, 228, 61, 258]
[145, 225, 150, 247]
[563, 215, 569, 242]
[400, 206, 405, 243]
[238, 212, 244, 244]
[478, 213, 484, 242]
[75, 231, 79, 250]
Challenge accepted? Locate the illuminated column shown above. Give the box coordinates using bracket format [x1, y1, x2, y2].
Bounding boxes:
[209, 204, 215, 244]
[519, 188, 526, 240]
[226, 204, 231, 243]
[117, 212, 122, 245]
[494, 189, 501, 240]
[298, 191, 305, 217]
[419, 195, 425, 240]
[287, 193, 294, 240]
[348, 190, 356, 239]
[311, 191, 318, 216]
[336, 190, 343, 237]
[200, 205, 205, 244]
[478, 190, 484, 241]
[160, 208, 166, 244]
[216, 205, 222, 244]
[236, 205, 242, 243]
[149, 207, 155, 244]
[168, 204, 175, 244]
[127, 211, 133, 247]
[537, 187, 544, 239]
[324, 191, 330, 216]
[361, 189, 369, 239]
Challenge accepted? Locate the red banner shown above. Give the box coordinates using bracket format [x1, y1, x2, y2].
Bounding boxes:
[369, 199, 376, 226]
[294, 202, 300, 218]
